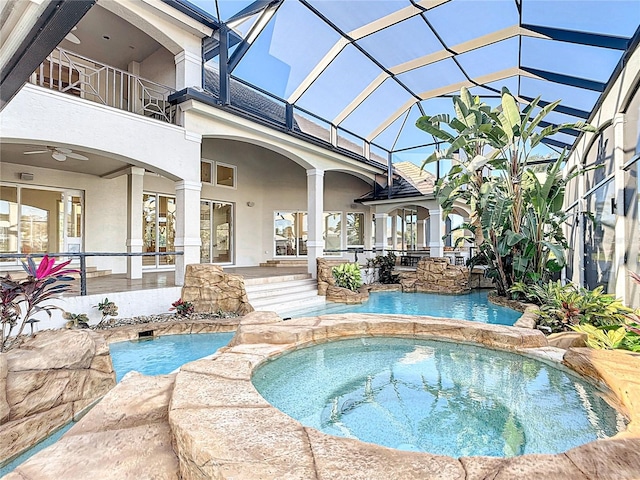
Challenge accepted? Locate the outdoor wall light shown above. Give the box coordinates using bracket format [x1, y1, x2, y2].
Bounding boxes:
[246, 201, 255, 207]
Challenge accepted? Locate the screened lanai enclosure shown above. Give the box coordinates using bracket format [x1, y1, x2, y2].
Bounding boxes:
[184, 0, 638, 163]
[172, 0, 640, 302]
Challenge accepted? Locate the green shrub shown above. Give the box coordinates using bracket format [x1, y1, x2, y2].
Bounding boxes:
[572, 324, 640, 352]
[509, 281, 634, 332]
[96, 297, 118, 326]
[367, 253, 398, 284]
[332, 263, 362, 292]
[63, 311, 89, 329]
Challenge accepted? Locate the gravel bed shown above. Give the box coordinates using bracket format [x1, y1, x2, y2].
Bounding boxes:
[92, 312, 240, 330]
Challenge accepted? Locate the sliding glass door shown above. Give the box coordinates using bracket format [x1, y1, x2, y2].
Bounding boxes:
[142, 193, 176, 268]
[0, 184, 83, 264]
[274, 212, 307, 257]
[200, 200, 233, 263]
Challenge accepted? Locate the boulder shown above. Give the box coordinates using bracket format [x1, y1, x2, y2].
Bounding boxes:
[317, 258, 349, 296]
[326, 285, 369, 304]
[181, 264, 254, 315]
[400, 257, 470, 294]
[0, 355, 9, 423]
[0, 330, 115, 464]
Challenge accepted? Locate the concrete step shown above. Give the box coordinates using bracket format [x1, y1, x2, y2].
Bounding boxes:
[252, 291, 327, 314]
[245, 279, 317, 299]
[259, 259, 308, 267]
[250, 288, 321, 309]
[243, 273, 311, 286]
[246, 275, 322, 313]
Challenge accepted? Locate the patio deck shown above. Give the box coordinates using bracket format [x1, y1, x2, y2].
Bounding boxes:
[67, 266, 309, 296]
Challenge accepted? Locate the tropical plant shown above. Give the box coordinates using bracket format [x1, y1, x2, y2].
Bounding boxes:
[96, 297, 118, 326]
[1, 255, 77, 351]
[170, 298, 194, 316]
[510, 280, 635, 332]
[367, 253, 398, 284]
[63, 311, 89, 329]
[571, 324, 627, 350]
[332, 263, 363, 292]
[417, 87, 596, 297]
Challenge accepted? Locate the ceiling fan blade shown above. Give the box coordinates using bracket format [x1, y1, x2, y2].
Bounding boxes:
[56, 147, 72, 154]
[65, 32, 81, 45]
[24, 150, 49, 155]
[52, 152, 67, 161]
[65, 152, 89, 161]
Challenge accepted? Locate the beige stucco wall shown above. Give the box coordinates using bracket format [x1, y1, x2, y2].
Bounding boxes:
[201, 139, 372, 266]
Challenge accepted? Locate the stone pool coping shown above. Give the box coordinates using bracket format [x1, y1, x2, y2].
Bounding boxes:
[168, 311, 640, 480]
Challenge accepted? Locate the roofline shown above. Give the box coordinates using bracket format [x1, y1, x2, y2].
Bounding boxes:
[169, 87, 387, 173]
[161, 0, 220, 29]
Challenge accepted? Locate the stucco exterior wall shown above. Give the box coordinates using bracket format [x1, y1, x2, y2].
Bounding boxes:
[140, 46, 176, 89]
[201, 139, 372, 266]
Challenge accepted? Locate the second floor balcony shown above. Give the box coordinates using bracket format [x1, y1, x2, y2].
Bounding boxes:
[30, 47, 176, 124]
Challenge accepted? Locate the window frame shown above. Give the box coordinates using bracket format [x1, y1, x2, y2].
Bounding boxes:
[200, 159, 214, 185]
[215, 161, 237, 189]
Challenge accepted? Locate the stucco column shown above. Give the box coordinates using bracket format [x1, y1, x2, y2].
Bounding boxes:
[307, 169, 324, 278]
[417, 219, 426, 248]
[126, 167, 145, 279]
[174, 180, 202, 286]
[374, 213, 388, 254]
[428, 208, 445, 257]
[174, 50, 202, 90]
[613, 113, 626, 302]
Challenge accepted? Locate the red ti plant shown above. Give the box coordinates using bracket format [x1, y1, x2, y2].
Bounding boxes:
[1, 255, 78, 351]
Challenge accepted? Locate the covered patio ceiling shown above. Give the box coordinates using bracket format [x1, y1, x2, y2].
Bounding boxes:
[180, 0, 640, 166]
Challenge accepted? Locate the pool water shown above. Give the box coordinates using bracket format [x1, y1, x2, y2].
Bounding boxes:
[109, 332, 235, 382]
[283, 290, 521, 326]
[253, 337, 625, 457]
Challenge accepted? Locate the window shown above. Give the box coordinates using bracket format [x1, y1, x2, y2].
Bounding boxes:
[347, 212, 365, 246]
[216, 163, 236, 188]
[584, 179, 615, 291]
[201, 160, 236, 188]
[324, 212, 342, 255]
[201, 161, 213, 184]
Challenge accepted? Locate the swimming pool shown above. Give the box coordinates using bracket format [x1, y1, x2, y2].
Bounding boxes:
[109, 332, 235, 382]
[253, 336, 625, 457]
[283, 290, 521, 325]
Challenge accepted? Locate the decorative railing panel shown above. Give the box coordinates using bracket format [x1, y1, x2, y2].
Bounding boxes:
[30, 48, 176, 124]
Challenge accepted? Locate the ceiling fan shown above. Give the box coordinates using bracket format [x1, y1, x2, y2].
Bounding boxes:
[23, 146, 88, 162]
[65, 26, 81, 45]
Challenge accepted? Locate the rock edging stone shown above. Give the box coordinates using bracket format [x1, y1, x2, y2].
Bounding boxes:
[181, 264, 254, 316]
[167, 314, 640, 480]
[0, 330, 116, 464]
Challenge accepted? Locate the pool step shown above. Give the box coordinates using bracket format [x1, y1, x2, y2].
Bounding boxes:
[245, 277, 325, 315]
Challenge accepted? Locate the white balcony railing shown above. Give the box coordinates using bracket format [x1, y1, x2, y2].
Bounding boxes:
[30, 47, 176, 124]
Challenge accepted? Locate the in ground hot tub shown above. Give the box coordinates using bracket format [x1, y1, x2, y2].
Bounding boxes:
[252, 336, 625, 457]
